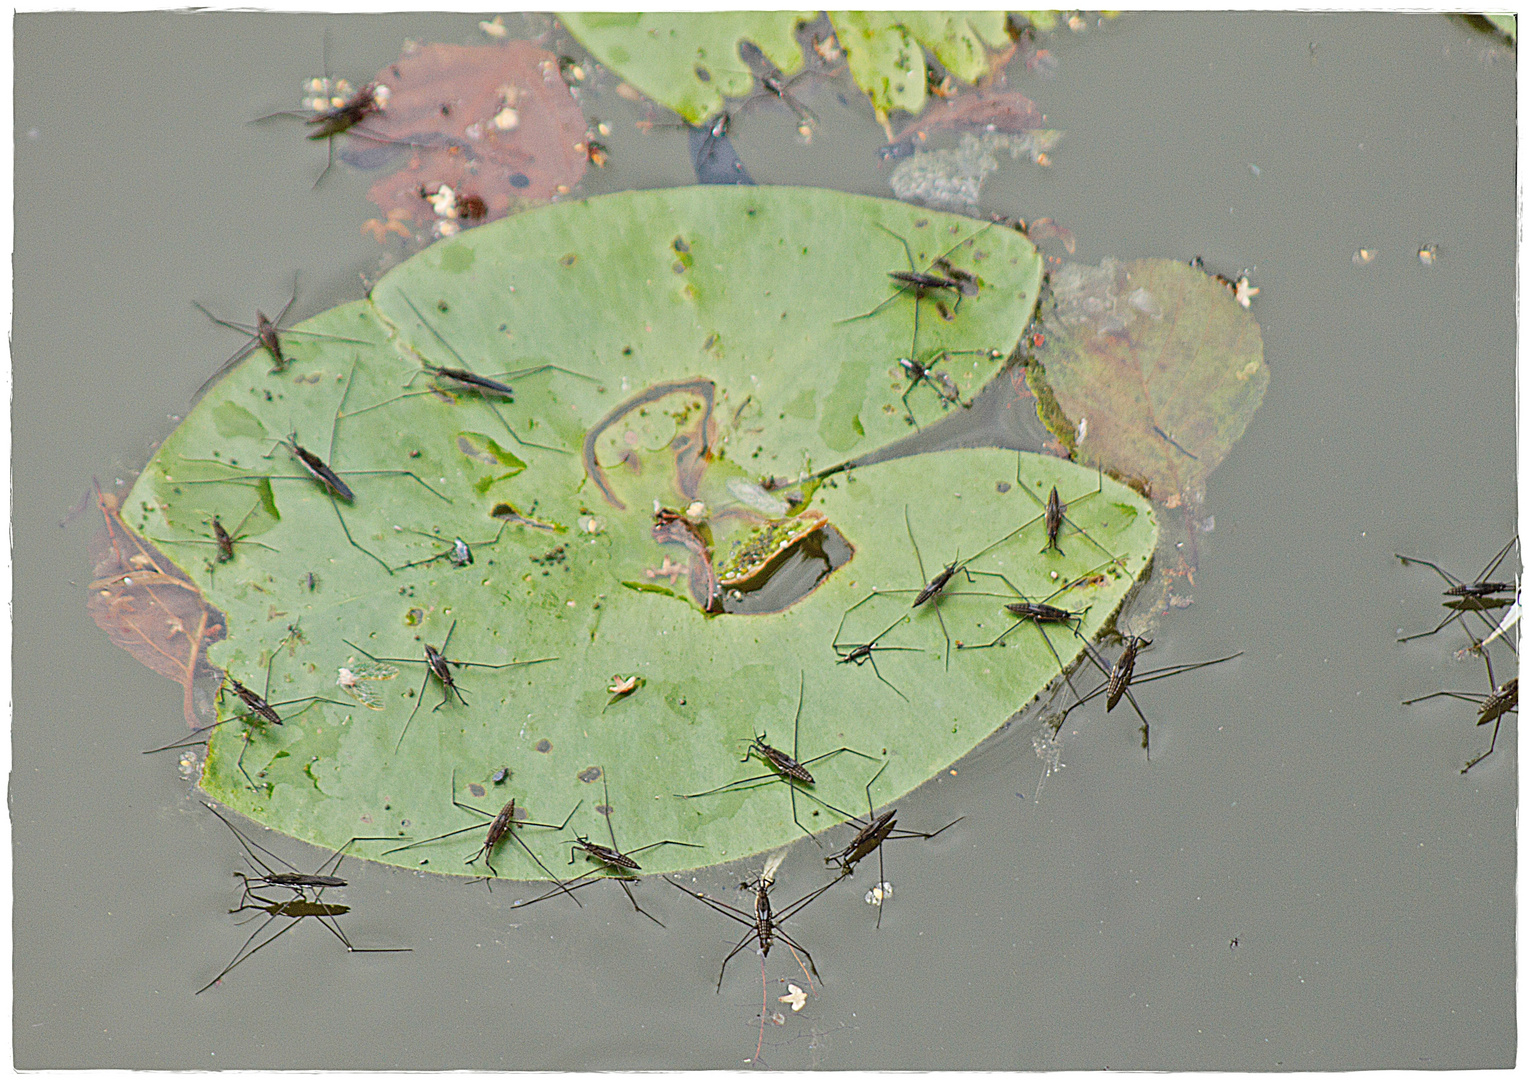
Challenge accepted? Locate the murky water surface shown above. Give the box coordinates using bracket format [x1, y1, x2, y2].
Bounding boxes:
[14, 12, 1515, 1068]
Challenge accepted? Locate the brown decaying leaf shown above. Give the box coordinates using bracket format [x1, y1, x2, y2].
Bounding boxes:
[652, 509, 723, 615]
[888, 89, 1043, 154]
[1030, 257, 1269, 506]
[86, 480, 226, 727]
[364, 41, 588, 231]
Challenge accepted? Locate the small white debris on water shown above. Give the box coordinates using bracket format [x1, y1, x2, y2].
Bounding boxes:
[178, 751, 200, 781]
[479, 15, 507, 38]
[686, 500, 707, 519]
[1076, 416, 1088, 443]
[1418, 244, 1439, 265]
[426, 184, 459, 219]
[779, 984, 807, 1011]
[1353, 248, 1376, 265]
[492, 107, 519, 131]
[865, 882, 893, 906]
[1234, 276, 1259, 308]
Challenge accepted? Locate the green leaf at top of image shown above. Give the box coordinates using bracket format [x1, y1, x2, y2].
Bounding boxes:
[1026, 258, 1269, 507]
[561, 11, 815, 124]
[1482, 13, 1516, 42]
[832, 11, 1010, 120]
[121, 187, 1156, 880]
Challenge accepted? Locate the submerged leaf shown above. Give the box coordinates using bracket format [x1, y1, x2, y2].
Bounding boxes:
[86, 481, 226, 727]
[361, 41, 588, 233]
[1027, 257, 1269, 505]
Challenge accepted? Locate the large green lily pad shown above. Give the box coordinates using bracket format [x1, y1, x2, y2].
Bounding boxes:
[127, 187, 1156, 879]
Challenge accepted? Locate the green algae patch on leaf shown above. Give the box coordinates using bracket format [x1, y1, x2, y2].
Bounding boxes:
[1028, 258, 1269, 505]
[123, 188, 1132, 881]
[562, 12, 815, 124]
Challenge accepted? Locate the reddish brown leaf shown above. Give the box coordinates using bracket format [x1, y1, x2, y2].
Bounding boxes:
[1027, 258, 1268, 507]
[652, 508, 723, 615]
[363, 41, 589, 232]
[889, 89, 1044, 153]
[86, 481, 226, 727]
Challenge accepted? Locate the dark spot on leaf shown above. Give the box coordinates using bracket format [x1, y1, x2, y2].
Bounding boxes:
[596, 803, 613, 816]
[695, 65, 711, 82]
[996, 481, 1011, 493]
[437, 300, 449, 313]
[622, 346, 632, 356]
[560, 254, 577, 267]
[468, 782, 486, 797]
[510, 173, 530, 189]
[535, 739, 551, 753]
[405, 608, 423, 626]
[577, 766, 603, 783]
[512, 805, 528, 820]
[673, 260, 686, 274]
[673, 236, 689, 253]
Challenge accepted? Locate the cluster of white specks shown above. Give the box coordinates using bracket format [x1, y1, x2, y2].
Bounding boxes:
[864, 881, 893, 906]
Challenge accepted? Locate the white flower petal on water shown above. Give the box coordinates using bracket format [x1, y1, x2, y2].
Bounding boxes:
[779, 984, 807, 1011]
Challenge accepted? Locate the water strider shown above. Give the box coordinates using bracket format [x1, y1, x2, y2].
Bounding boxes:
[666, 857, 837, 992]
[199, 889, 408, 995]
[735, 39, 819, 132]
[1062, 637, 1245, 757]
[836, 222, 993, 353]
[894, 347, 1000, 427]
[144, 630, 353, 790]
[252, 34, 445, 188]
[196, 801, 406, 994]
[382, 769, 581, 897]
[391, 522, 509, 571]
[394, 290, 596, 453]
[342, 619, 557, 749]
[190, 271, 371, 401]
[678, 672, 879, 839]
[830, 607, 921, 701]
[511, 769, 702, 926]
[1404, 644, 1519, 773]
[804, 761, 963, 929]
[153, 500, 279, 579]
[178, 356, 452, 573]
[203, 801, 393, 898]
[1396, 537, 1520, 649]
